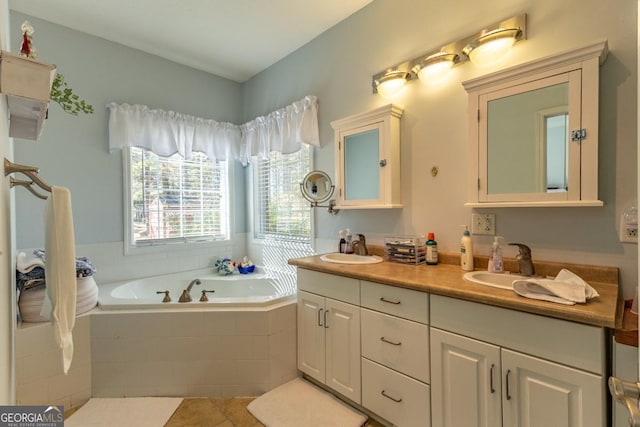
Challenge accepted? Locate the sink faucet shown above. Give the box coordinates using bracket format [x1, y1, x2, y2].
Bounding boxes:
[179, 278, 201, 302]
[352, 234, 369, 256]
[509, 243, 535, 276]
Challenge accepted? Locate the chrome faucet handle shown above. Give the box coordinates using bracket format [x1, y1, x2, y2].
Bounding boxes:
[156, 290, 171, 303]
[199, 290, 215, 302]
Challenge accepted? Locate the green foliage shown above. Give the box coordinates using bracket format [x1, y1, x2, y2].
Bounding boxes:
[50, 73, 94, 115]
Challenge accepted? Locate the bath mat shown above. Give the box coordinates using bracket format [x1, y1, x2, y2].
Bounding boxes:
[248, 378, 367, 427]
[66, 397, 182, 427]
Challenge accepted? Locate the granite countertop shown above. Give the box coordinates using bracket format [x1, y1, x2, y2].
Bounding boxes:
[288, 252, 621, 329]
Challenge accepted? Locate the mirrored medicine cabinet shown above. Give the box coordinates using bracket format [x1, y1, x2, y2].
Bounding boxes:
[330, 104, 403, 209]
[463, 40, 608, 207]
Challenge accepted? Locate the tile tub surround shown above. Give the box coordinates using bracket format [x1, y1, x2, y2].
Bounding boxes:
[15, 315, 92, 409]
[90, 301, 297, 398]
[289, 250, 620, 328]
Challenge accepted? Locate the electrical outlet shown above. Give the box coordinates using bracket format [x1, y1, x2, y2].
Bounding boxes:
[471, 213, 496, 235]
[619, 213, 638, 243]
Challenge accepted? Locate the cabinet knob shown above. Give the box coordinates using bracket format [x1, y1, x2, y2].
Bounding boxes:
[379, 159, 387, 167]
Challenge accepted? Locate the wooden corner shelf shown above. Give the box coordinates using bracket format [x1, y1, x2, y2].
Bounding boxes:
[0, 50, 56, 141]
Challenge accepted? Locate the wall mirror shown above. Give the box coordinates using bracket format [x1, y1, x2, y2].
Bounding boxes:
[300, 170, 338, 214]
[463, 40, 608, 207]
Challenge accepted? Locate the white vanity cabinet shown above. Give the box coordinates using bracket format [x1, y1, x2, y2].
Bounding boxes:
[297, 269, 361, 403]
[360, 281, 431, 427]
[430, 295, 606, 427]
[330, 104, 403, 209]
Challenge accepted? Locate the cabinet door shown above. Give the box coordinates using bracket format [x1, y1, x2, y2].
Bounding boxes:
[325, 298, 361, 403]
[502, 349, 604, 427]
[340, 122, 383, 205]
[431, 328, 502, 427]
[331, 104, 403, 209]
[297, 291, 326, 383]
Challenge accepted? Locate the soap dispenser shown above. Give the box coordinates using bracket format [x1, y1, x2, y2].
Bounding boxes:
[344, 229, 354, 254]
[460, 225, 474, 271]
[488, 236, 504, 273]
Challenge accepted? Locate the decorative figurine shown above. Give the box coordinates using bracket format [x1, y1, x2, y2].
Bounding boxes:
[214, 258, 236, 276]
[20, 21, 36, 59]
[238, 257, 255, 274]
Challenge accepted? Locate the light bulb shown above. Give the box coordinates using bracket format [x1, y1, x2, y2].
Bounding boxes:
[465, 28, 521, 66]
[375, 71, 409, 98]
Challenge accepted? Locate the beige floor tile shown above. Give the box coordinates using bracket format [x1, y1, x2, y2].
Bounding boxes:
[164, 398, 227, 427]
[216, 397, 264, 426]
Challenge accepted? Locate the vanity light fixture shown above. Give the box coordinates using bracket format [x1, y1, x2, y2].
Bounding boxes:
[462, 27, 523, 66]
[373, 69, 413, 99]
[412, 51, 459, 83]
[371, 14, 526, 95]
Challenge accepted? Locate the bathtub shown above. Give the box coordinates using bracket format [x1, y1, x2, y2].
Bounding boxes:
[92, 267, 299, 398]
[98, 268, 296, 310]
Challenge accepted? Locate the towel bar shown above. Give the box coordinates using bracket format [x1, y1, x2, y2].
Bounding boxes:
[4, 158, 52, 199]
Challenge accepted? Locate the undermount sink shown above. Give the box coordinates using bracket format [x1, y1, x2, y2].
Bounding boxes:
[320, 253, 384, 265]
[463, 271, 530, 290]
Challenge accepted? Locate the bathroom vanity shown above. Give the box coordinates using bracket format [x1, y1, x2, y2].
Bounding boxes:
[290, 255, 619, 427]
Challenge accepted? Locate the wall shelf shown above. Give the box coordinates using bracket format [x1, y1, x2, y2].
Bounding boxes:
[0, 51, 56, 141]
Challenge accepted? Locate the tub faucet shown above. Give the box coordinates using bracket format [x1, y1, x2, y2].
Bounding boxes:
[352, 234, 369, 256]
[179, 279, 201, 302]
[509, 243, 535, 276]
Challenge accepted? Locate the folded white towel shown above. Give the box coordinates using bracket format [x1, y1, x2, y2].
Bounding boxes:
[512, 269, 600, 305]
[16, 251, 45, 273]
[40, 186, 77, 374]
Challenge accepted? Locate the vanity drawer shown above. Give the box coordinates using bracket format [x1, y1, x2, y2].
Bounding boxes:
[297, 268, 360, 305]
[362, 358, 430, 427]
[361, 281, 429, 324]
[361, 308, 430, 383]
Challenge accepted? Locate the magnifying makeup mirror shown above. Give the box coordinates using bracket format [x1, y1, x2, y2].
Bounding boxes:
[300, 170, 339, 214]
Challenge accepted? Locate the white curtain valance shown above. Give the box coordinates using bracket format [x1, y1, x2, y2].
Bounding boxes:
[107, 96, 319, 165]
[239, 95, 319, 165]
[107, 103, 240, 161]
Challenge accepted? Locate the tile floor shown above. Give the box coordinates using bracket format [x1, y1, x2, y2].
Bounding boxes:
[66, 397, 386, 426]
[165, 398, 386, 426]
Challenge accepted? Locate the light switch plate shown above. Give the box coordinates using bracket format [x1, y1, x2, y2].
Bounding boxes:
[471, 213, 496, 235]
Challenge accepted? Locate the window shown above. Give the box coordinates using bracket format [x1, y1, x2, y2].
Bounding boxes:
[253, 144, 312, 243]
[126, 147, 229, 248]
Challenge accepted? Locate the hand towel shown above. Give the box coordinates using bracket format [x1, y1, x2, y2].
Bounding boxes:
[16, 251, 45, 273]
[40, 186, 77, 374]
[512, 269, 600, 305]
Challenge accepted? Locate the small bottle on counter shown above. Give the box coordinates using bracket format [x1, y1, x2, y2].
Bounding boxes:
[426, 232, 438, 265]
[488, 236, 504, 273]
[344, 229, 354, 254]
[460, 225, 474, 271]
[338, 229, 347, 253]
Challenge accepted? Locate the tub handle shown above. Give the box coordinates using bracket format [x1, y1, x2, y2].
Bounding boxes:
[156, 290, 171, 303]
[199, 290, 216, 302]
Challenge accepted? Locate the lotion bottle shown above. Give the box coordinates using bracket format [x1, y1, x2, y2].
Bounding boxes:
[460, 225, 474, 271]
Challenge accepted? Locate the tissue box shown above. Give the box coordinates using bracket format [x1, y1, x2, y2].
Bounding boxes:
[385, 235, 426, 265]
